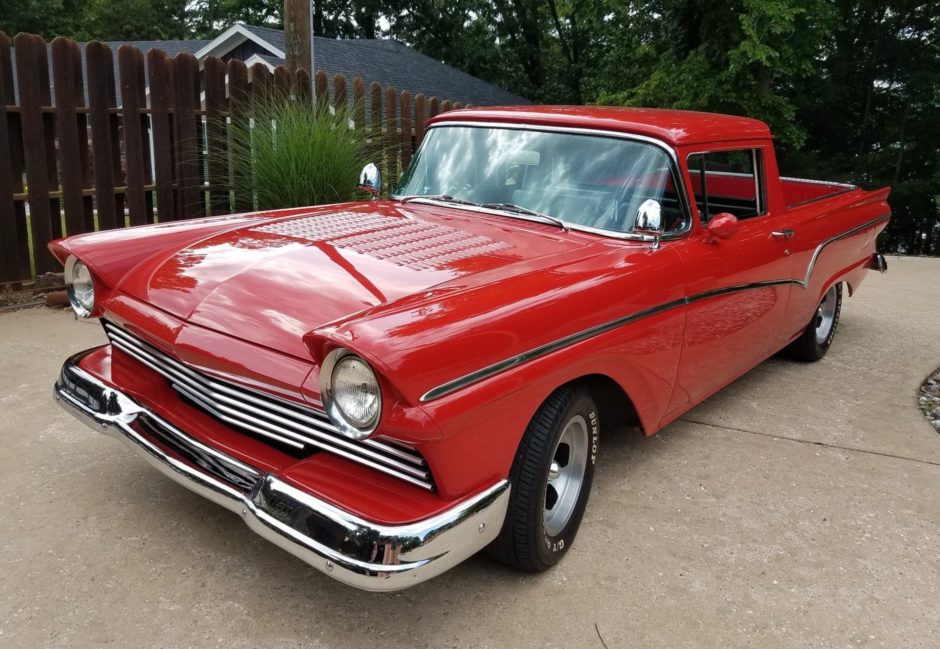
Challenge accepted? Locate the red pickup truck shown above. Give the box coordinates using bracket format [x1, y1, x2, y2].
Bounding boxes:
[52, 107, 890, 591]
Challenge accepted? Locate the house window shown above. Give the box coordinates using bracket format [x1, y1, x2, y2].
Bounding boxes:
[687, 149, 765, 222]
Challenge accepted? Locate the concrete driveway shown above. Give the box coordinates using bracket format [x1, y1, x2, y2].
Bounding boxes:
[1, 257, 938, 648]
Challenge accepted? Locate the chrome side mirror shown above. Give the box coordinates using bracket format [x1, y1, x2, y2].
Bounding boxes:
[358, 163, 382, 200]
[633, 199, 664, 249]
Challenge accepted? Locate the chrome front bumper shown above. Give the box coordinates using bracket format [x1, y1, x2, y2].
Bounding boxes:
[53, 349, 510, 592]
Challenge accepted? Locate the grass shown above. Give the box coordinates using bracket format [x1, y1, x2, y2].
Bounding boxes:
[224, 96, 373, 211]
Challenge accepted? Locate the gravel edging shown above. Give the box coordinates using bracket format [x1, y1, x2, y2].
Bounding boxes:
[918, 367, 940, 432]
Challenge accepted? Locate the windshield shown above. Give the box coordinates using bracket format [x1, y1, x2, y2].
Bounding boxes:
[395, 125, 687, 235]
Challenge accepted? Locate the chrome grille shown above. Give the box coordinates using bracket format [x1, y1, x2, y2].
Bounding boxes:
[103, 322, 434, 491]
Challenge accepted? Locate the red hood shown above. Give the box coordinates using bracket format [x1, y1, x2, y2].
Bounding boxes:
[116, 202, 594, 357]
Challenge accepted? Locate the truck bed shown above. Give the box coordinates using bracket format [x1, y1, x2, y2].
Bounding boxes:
[781, 176, 857, 208]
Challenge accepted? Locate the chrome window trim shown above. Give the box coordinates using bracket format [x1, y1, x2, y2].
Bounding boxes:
[420, 212, 890, 402]
[685, 148, 768, 219]
[394, 121, 694, 242]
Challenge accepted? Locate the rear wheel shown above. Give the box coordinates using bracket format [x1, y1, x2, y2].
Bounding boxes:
[786, 283, 842, 362]
[488, 386, 599, 572]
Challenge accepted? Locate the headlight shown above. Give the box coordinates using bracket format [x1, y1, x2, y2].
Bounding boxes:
[321, 349, 381, 439]
[65, 256, 95, 318]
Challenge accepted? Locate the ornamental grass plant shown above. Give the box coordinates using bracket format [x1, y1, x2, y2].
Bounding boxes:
[224, 95, 373, 211]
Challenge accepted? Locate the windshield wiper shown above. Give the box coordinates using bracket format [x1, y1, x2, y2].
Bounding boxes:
[480, 203, 569, 231]
[398, 194, 480, 207]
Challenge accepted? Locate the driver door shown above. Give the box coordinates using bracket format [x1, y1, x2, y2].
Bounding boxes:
[664, 146, 793, 420]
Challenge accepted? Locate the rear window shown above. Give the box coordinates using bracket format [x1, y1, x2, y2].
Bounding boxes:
[687, 150, 765, 222]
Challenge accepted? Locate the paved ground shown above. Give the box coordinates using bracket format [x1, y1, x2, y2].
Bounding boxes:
[1, 257, 938, 649]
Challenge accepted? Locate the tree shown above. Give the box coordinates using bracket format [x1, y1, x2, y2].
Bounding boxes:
[0, 0, 85, 39]
[595, 0, 834, 148]
[81, 0, 190, 40]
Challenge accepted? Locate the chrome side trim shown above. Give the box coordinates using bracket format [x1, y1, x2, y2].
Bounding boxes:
[421, 212, 890, 402]
[54, 349, 510, 592]
[103, 322, 434, 490]
[780, 175, 856, 189]
[795, 213, 891, 287]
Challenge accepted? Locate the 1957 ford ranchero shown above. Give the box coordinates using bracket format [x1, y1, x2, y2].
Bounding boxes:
[52, 107, 890, 591]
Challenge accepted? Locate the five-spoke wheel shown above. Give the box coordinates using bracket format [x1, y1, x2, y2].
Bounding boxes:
[786, 282, 843, 361]
[489, 386, 599, 572]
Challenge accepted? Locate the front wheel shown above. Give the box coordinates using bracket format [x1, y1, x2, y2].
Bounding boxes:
[785, 282, 842, 362]
[488, 386, 600, 572]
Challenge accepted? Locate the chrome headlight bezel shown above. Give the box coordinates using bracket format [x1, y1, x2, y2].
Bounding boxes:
[64, 255, 96, 318]
[320, 348, 382, 439]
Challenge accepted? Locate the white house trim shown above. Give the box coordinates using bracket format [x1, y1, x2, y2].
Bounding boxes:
[194, 23, 286, 62]
[243, 54, 278, 72]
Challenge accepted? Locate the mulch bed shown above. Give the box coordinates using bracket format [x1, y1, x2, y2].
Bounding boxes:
[919, 368, 940, 433]
[0, 273, 65, 311]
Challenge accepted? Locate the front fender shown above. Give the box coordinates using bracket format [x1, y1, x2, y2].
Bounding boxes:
[417, 303, 685, 499]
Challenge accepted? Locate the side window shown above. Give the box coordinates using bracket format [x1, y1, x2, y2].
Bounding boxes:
[687, 149, 765, 222]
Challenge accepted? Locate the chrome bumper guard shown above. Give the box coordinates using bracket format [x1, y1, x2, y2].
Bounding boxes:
[53, 349, 510, 592]
[870, 252, 888, 273]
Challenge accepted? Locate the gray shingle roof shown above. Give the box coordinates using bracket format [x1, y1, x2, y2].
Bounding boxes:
[239, 24, 528, 107]
[99, 39, 212, 57]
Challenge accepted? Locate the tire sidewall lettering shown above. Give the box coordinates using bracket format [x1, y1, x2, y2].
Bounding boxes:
[542, 405, 599, 554]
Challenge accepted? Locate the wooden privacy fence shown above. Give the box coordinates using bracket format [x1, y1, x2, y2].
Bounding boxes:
[0, 32, 463, 284]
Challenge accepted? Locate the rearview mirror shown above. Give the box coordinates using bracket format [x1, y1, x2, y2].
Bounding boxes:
[707, 212, 739, 240]
[358, 163, 382, 200]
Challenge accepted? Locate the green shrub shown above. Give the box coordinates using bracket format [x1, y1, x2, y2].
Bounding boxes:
[224, 96, 372, 211]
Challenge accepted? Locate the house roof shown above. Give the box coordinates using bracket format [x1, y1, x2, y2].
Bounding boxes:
[226, 23, 528, 107]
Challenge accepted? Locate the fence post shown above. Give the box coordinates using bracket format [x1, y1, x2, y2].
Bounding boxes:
[134, 47, 155, 223]
[386, 85, 399, 176]
[315, 71, 328, 112]
[119, 45, 149, 226]
[0, 32, 22, 281]
[204, 56, 229, 215]
[400, 90, 412, 168]
[227, 59, 252, 213]
[147, 49, 175, 221]
[273, 65, 292, 98]
[86, 41, 121, 231]
[334, 74, 347, 115]
[52, 38, 86, 236]
[38, 35, 62, 241]
[353, 77, 365, 130]
[14, 33, 58, 272]
[414, 93, 426, 149]
[370, 81, 382, 148]
[173, 53, 202, 219]
[295, 68, 312, 105]
[429, 96, 440, 119]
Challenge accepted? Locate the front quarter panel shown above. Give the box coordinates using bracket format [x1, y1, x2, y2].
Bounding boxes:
[311, 243, 687, 499]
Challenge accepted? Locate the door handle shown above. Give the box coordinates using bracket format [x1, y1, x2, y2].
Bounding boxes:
[771, 228, 795, 239]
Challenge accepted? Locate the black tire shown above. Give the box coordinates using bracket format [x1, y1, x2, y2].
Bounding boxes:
[785, 282, 842, 362]
[488, 385, 600, 572]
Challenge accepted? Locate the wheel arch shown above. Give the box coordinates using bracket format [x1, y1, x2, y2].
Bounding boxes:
[560, 373, 643, 435]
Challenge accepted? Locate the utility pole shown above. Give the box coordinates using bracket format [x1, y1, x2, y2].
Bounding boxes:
[284, 0, 312, 74]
